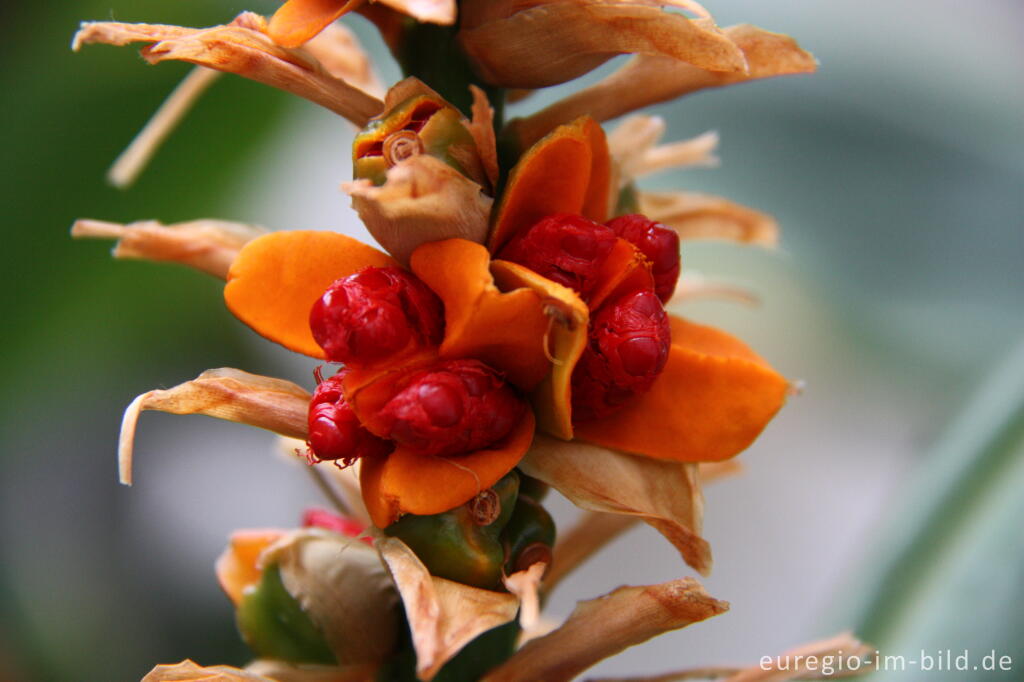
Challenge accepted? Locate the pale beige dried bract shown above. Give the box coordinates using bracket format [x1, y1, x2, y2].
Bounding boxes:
[262, 530, 400, 665]
[72, 218, 266, 279]
[73, 15, 383, 126]
[377, 0, 457, 24]
[482, 578, 728, 682]
[608, 116, 719, 193]
[639, 191, 779, 247]
[303, 23, 382, 96]
[509, 24, 815, 149]
[377, 537, 519, 681]
[344, 155, 492, 265]
[142, 659, 272, 681]
[502, 561, 546, 630]
[520, 436, 712, 575]
[458, 0, 746, 89]
[670, 272, 761, 307]
[119, 368, 311, 485]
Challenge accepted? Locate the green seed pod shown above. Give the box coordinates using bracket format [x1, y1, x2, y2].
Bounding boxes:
[517, 472, 550, 503]
[235, 563, 336, 665]
[353, 92, 489, 190]
[502, 493, 556, 575]
[384, 471, 520, 590]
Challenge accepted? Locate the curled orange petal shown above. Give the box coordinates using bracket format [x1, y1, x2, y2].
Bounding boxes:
[360, 409, 536, 527]
[268, 0, 362, 48]
[215, 529, 286, 605]
[224, 231, 397, 358]
[574, 316, 788, 461]
[488, 117, 610, 253]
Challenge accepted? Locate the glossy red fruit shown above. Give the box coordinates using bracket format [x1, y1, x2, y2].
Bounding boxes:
[309, 266, 444, 366]
[376, 359, 526, 457]
[302, 507, 373, 545]
[498, 213, 617, 302]
[571, 289, 671, 421]
[308, 373, 393, 465]
[605, 214, 681, 302]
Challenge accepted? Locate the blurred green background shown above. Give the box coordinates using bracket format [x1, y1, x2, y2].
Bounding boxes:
[1, 1, 1021, 680]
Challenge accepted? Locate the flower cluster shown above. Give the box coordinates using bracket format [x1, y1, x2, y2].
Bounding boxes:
[70, 0, 844, 680]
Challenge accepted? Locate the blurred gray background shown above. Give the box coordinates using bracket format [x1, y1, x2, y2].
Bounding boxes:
[1, 0, 1022, 680]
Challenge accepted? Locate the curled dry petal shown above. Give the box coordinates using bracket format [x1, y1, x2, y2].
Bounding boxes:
[119, 369, 310, 485]
[520, 436, 712, 575]
[481, 578, 728, 682]
[301, 23, 383, 96]
[376, 536, 519, 681]
[608, 116, 719, 183]
[142, 660, 271, 681]
[507, 24, 816, 151]
[376, 0, 457, 25]
[262, 529, 401, 665]
[459, 0, 746, 89]
[639, 191, 779, 247]
[345, 156, 493, 266]
[71, 218, 265, 279]
[73, 14, 383, 126]
[502, 561, 547, 631]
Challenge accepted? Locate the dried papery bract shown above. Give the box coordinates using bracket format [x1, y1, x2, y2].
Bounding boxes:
[502, 561, 546, 630]
[73, 13, 384, 126]
[671, 272, 761, 307]
[142, 659, 271, 681]
[458, 0, 747, 89]
[608, 116, 719, 183]
[72, 218, 266, 279]
[119, 369, 310, 485]
[482, 578, 728, 682]
[345, 156, 492, 265]
[141, 658, 379, 681]
[639, 191, 779, 247]
[466, 85, 499, 190]
[520, 436, 712, 575]
[376, 537, 519, 680]
[508, 24, 816, 150]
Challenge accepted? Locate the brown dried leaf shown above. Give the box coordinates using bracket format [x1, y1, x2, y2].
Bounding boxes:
[458, 0, 745, 89]
[639, 191, 778, 247]
[120, 368, 310, 485]
[520, 435, 711, 575]
[344, 155, 492, 265]
[482, 578, 728, 682]
[142, 660, 272, 681]
[508, 23, 815, 150]
[72, 218, 265, 279]
[376, 536, 519, 680]
[263, 529, 401, 665]
[73, 14, 383, 126]
[467, 85, 499, 190]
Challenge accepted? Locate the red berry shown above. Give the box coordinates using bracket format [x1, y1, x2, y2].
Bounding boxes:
[376, 359, 526, 457]
[571, 289, 671, 421]
[605, 214, 681, 302]
[308, 373, 393, 464]
[302, 507, 373, 544]
[498, 214, 617, 302]
[309, 266, 444, 366]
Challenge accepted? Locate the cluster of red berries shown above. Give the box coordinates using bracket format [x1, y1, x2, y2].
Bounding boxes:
[306, 267, 525, 465]
[500, 213, 679, 421]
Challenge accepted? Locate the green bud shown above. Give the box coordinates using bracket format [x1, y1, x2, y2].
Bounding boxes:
[502, 493, 556, 575]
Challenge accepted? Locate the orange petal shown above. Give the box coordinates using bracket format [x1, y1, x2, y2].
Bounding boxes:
[215, 529, 286, 605]
[360, 409, 536, 527]
[268, 0, 361, 48]
[587, 237, 655, 311]
[490, 261, 588, 440]
[224, 231, 397, 358]
[410, 239, 552, 390]
[574, 316, 788, 461]
[488, 117, 610, 253]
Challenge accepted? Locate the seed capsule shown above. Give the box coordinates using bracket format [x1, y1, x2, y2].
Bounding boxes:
[606, 214, 681, 302]
[307, 373, 393, 464]
[377, 359, 526, 457]
[571, 289, 671, 421]
[497, 213, 617, 302]
[309, 266, 444, 366]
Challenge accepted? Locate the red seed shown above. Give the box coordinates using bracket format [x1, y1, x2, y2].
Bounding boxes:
[307, 373, 393, 464]
[309, 266, 444, 366]
[376, 359, 526, 457]
[498, 214, 617, 302]
[571, 289, 671, 421]
[301, 507, 373, 545]
[605, 214, 681, 302]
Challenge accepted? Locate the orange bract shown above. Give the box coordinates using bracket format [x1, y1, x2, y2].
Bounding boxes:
[268, 0, 359, 48]
[573, 316, 788, 461]
[215, 529, 286, 605]
[224, 230, 397, 358]
[360, 409, 536, 527]
[488, 116, 610, 252]
[588, 237, 655, 310]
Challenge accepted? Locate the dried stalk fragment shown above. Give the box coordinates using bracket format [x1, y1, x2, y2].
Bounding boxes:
[508, 24, 815, 150]
[119, 369, 310, 485]
[377, 537, 519, 681]
[502, 561, 546, 630]
[520, 436, 711, 575]
[72, 218, 265, 279]
[639, 191, 779, 247]
[482, 579, 728, 682]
